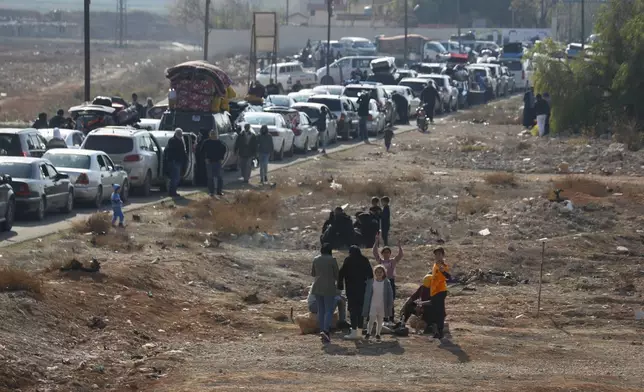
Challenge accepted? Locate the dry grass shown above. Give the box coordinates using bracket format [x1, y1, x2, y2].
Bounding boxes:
[516, 141, 531, 151]
[552, 176, 611, 198]
[461, 144, 488, 152]
[341, 180, 391, 197]
[566, 137, 590, 146]
[175, 191, 281, 235]
[91, 230, 142, 252]
[399, 169, 424, 182]
[457, 197, 492, 215]
[72, 212, 112, 234]
[453, 99, 523, 125]
[484, 172, 517, 187]
[0, 267, 43, 297]
[613, 120, 643, 152]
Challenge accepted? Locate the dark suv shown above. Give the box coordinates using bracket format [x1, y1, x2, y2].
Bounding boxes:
[0, 173, 16, 232]
[0, 128, 48, 158]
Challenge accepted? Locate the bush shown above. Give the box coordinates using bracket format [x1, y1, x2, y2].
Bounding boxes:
[0, 267, 42, 296]
[484, 172, 517, 186]
[72, 212, 112, 234]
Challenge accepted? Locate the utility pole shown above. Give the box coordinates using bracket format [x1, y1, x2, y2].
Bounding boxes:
[580, 0, 585, 50]
[116, 0, 126, 48]
[456, 0, 461, 52]
[204, 0, 211, 61]
[404, 0, 408, 63]
[286, 0, 290, 25]
[84, 0, 91, 102]
[325, 0, 331, 80]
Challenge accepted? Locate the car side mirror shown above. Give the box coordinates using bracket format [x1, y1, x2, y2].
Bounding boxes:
[114, 165, 124, 171]
[56, 173, 69, 180]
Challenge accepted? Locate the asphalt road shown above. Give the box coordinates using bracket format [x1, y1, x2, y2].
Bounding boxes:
[0, 130, 414, 247]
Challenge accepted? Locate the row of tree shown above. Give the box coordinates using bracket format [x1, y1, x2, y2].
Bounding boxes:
[529, 0, 643, 147]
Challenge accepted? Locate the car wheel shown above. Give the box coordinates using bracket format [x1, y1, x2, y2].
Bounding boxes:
[138, 171, 152, 197]
[62, 189, 74, 213]
[93, 185, 103, 208]
[35, 196, 46, 221]
[1, 198, 15, 232]
[277, 142, 285, 161]
[121, 181, 129, 203]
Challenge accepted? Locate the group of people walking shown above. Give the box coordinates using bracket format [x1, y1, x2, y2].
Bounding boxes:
[321, 196, 391, 250]
[523, 88, 551, 137]
[310, 234, 451, 344]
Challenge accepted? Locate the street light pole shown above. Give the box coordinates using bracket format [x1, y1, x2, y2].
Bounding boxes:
[404, 0, 408, 63]
[580, 0, 585, 50]
[326, 0, 332, 81]
[84, 0, 91, 102]
[456, 0, 461, 52]
[204, 0, 211, 61]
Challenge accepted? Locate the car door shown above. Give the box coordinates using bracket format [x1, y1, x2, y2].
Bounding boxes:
[41, 163, 64, 207]
[299, 112, 315, 142]
[103, 154, 124, 191]
[138, 135, 157, 180]
[96, 154, 113, 194]
[326, 110, 337, 140]
[183, 133, 196, 182]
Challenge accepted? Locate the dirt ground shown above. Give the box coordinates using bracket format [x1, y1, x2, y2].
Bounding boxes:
[0, 39, 248, 123]
[1, 99, 644, 392]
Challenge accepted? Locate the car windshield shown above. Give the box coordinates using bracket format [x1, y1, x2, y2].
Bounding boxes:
[471, 69, 487, 78]
[399, 81, 426, 93]
[342, 87, 373, 98]
[331, 43, 344, 49]
[83, 135, 134, 154]
[307, 97, 342, 111]
[418, 65, 443, 74]
[503, 43, 523, 53]
[383, 87, 402, 94]
[290, 94, 310, 103]
[353, 41, 374, 48]
[295, 107, 321, 121]
[44, 153, 91, 169]
[266, 95, 291, 107]
[313, 86, 343, 95]
[0, 162, 32, 178]
[240, 113, 277, 126]
[0, 134, 23, 156]
[259, 66, 273, 74]
[501, 60, 523, 71]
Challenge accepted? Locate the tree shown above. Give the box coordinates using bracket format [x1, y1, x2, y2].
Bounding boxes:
[170, 0, 252, 31]
[529, 0, 644, 142]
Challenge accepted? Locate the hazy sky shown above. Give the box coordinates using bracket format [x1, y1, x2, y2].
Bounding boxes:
[1, 0, 172, 13]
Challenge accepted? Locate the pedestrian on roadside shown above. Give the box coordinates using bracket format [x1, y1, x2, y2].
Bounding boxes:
[257, 125, 274, 184]
[318, 106, 329, 154]
[362, 265, 394, 342]
[357, 92, 371, 142]
[534, 94, 550, 137]
[338, 245, 374, 340]
[145, 97, 155, 118]
[384, 127, 394, 152]
[49, 109, 66, 128]
[373, 234, 403, 322]
[201, 129, 227, 196]
[543, 92, 551, 135]
[234, 123, 257, 183]
[32, 112, 48, 129]
[430, 247, 451, 339]
[522, 87, 536, 128]
[165, 128, 187, 197]
[311, 243, 339, 344]
[111, 184, 124, 228]
[45, 128, 67, 150]
[131, 93, 146, 119]
[421, 82, 439, 125]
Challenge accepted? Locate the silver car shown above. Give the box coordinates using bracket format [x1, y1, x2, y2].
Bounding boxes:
[81, 127, 164, 196]
[38, 128, 85, 148]
[43, 148, 129, 207]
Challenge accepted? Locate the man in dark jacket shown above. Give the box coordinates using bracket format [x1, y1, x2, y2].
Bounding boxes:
[165, 128, 188, 197]
[354, 210, 379, 248]
[321, 207, 354, 249]
[131, 93, 146, 119]
[32, 113, 48, 129]
[391, 91, 409, 124]
[234, 124, 257, 183]
[337, 245, 374, 339]
[201, 129, 227, 196]
[357, 92, 371, 142]
[317, 106, 328, 154]
[256, 125, 274, 184]
[45, 128, 67, 150]
[49, 109, 66, 128]
[420, 82, 439, 124]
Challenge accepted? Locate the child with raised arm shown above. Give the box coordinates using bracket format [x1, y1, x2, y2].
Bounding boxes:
[373, 234, 403, 322]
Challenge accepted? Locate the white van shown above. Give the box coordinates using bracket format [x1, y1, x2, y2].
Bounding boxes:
[499, 58, 529, 90]
[316, 56, 380, 85]
[339, 37, 377, 56]
[422, 41, 451, 62]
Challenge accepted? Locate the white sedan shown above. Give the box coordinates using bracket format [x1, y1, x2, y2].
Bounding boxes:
[237, 112, 295, 161]
[43, 148, 130, 207]
[347, 98, 386, 135]
[38, 128, 85, 148]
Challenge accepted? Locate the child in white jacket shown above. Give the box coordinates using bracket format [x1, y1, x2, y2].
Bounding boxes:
[362, 265, 394, 342]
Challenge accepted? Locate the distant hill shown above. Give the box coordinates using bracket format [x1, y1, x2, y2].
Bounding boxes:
[0, 0, 172, 14]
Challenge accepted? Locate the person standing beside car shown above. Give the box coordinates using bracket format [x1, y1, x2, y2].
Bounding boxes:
[201, 129, 227, 196]
[165, 128, 187, 197]
[318, 106, 329, 154]
[257, 125, 274, 184]
[234, 123, 257, 184]
[357, 92, 371, 143]
[46, 128, 67, 150]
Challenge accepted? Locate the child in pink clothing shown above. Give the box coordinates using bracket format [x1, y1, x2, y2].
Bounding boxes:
[372, 233, 403, 322]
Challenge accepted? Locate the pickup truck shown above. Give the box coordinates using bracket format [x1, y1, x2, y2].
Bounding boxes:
[256, 62, 317, 94]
